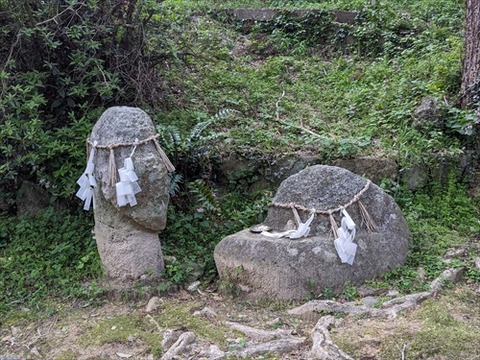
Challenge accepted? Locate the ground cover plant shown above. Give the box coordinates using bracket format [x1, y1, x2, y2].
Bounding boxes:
[1, 1, 480, 357]
[152, 0, 473, 166]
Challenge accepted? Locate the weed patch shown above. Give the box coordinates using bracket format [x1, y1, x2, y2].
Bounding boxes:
[78, 315, 163, 356]
[375, 173, 479, 290]
[380, 292, 480, 359]
[153, 301, 229, 345]
[0, 208, 102, 316]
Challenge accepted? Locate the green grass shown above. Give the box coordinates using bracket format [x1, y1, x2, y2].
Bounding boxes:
[77, 302, 232, 354]
[78, 315, 163, 356]
[0, 208, 102, 317]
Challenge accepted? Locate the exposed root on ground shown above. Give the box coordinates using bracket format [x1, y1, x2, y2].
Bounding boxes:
[309, 316, 353, 360]
[156, 269, 463, 359]
[160, 331, 196, 360]
[288, 268, 463, 360]
[226, 321, 297, 341]
[288, 268, 463, 320]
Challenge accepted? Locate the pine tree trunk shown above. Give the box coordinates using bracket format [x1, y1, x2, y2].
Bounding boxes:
[460, 0, 480, 162]
[460, 0, 480, 108]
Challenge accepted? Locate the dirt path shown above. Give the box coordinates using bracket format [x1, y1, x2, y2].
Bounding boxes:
[1, 281, 480, 360]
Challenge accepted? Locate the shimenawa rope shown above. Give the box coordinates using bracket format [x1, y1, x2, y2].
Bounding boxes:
[86, 134, 175, 186]
[269, 180, 377, 238]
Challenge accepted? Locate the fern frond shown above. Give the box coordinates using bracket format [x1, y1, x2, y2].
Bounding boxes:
[168, 173, 183, 197]
[187, 108, 240, 143]
[188, 120, 213, 143]
[188, 179, 219, 212]
[156, 124, 182, 153]
[211, 108, 240, 121]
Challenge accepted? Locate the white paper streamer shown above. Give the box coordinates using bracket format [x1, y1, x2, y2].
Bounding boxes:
[334, 209, 357, 265]
[261, 209, 315, 239]
[115, 157, 141, 207]
[75, 141, 98, 211]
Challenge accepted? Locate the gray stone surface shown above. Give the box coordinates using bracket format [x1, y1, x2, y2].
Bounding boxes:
[412, 96, 442, 130]
[262, 153, 321, 185]
[218, 153, 321, 192]
[401, 164, 429, 190]
[400, 153, 474, 190]
[332, 156, 398, 185]
[90, 106, 170, 282]
[16, 181, 51, 216]
[214, 165, 411, 300]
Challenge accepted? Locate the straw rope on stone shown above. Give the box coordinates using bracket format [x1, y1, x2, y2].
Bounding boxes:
[152, 137, 176, 173]
[108, 148, 118, 186]
[329, 213, 340, 238]
[86, 134, 175, 187]
[271, 180, 371, 215]
[270, 180, 376, 236]
[87, 133, 160, 150]
[358, 199, 378, 232]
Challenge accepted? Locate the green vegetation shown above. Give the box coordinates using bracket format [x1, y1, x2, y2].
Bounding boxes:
[381, 289, 480, 359]
[0, 209, 102, 316]
[160, 187, 271, 287]
[78, 315, 164, 356]
[152, 0, 470, 168]
[376, 174, 480, 293]
[153, 301, 230, 345]
[77, 302, 233, 353]
[333, 286, 480, 359]
[1, 0, 479, 322]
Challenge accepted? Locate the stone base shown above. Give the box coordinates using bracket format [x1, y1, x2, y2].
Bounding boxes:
[95, 221, 165, 282]
[214, 229, 409, 300]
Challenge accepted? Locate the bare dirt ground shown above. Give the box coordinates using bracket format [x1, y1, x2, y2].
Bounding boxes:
[1, 278, 480, 360]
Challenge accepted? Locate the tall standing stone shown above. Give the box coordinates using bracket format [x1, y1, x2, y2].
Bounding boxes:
[89, 106, 171, 284]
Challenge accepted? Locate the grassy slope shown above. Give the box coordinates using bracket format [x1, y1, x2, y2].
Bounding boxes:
[154, 0, 469, 168]
[1, 0, 479, 320]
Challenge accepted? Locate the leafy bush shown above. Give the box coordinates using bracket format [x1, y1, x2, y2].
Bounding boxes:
[378, 174, 480, 292]
[160, 187, 271, 285]
[0, 0, 170, 207]
[156, 109, 238, 187]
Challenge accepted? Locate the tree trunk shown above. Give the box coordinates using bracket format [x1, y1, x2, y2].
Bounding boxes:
[460, 0, 480, 108]
[460, 0, 480, 161]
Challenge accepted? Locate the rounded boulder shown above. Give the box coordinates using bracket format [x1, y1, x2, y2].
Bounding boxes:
[214, 165, 411, 300]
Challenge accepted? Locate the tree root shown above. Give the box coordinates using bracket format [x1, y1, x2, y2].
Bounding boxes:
[226, 321, 296, 341]
[157, 269, 463, 360]
[288, 291, 433, 320]
[230, 338, 306, 358]
[289, 268, 463, 320]
[226, 321, 306, 358]
[309, 316, 353, 360]
[289, 268, 464, 360]
[160, 331, 196, 360]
